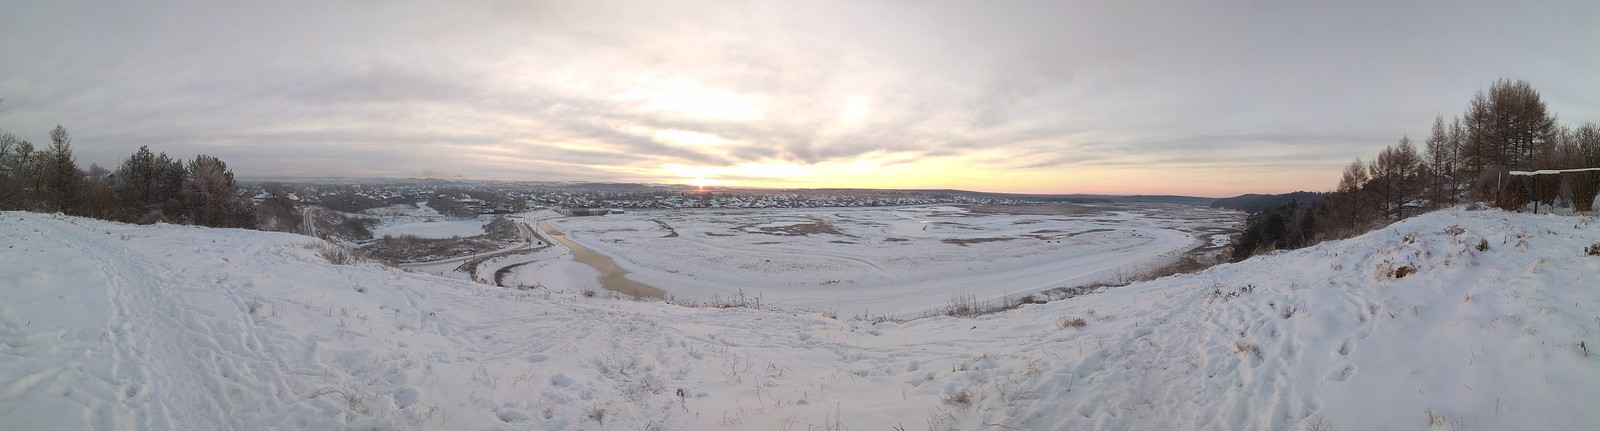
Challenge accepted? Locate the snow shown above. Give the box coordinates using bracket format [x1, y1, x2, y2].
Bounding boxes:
[548, 205, 1237, 316]
[372, 219, 490, 239]
[364, 203, 492, 239]
[2, 208, 1598, 430]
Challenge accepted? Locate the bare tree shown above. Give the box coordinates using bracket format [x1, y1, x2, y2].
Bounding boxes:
[1571, 123, 1600, 211]
[1425, 115, 1452, 207]
[42, 125, 84, 214]
[0, 130, 24, 209]
[78, 163, 119, 219]
[1330, 158, 1369, 229]
[1462, 79, 1557, 174]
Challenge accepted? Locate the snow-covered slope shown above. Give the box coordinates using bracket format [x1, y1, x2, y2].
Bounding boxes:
[1, 209, 1597, 430]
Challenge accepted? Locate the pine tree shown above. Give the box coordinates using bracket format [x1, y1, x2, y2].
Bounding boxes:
[184, 154, 254, 228]
[154, 152, 188, 221]
[113, 146, 160, 217]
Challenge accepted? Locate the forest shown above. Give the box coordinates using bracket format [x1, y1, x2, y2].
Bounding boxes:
[0, 123, 254, 229]
[1232, 79, 1600, 261]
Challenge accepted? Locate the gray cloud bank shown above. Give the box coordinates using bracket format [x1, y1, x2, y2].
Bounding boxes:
[1, 0, 1595, 193]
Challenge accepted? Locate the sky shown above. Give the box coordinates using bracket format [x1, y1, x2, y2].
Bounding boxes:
[1, 1, 1596, 197]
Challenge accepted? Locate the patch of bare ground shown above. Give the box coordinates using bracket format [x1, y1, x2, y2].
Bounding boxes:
[734, 218, 848, 236]
[926, 221, 977, 229]
[705, 232, 735, 237]
[493, 261, 539, 288]
[650, 219, 678, 238]
[828, 240, 856, 244]
[462, 242, 551, 283]
[941, 237, 1017, 246]
[936, 247, 1224, 318]
[1023, 228, 1115, 241]
[964, 203, 1114, 216]
[364, 235, 506, 263]
[882, 237, 910, 242]
[488, 246, 553, 288]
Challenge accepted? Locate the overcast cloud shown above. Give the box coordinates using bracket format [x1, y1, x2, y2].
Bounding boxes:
[1, 0, 1596, 195]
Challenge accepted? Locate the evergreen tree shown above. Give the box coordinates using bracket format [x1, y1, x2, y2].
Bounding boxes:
[184, 154, 254, 228]
[113, 145, 160, 215]
[154, 152, 188, 221]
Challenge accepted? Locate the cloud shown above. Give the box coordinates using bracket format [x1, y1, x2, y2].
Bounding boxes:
[1, 0, 1597, 195]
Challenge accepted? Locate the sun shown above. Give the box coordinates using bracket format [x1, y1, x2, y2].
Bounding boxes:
[682, 177, 725, 188]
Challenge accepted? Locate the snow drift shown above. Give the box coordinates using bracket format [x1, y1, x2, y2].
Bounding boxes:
[1, 209, 1597, 430]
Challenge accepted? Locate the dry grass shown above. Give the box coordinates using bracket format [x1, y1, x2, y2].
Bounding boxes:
[941, 237, 1017, 246]
[664, 290, 765, 310]
[1393, 265, 1417, 278]
[1423, 409, 1462, 429]
[941, 388, 972, 407]
[309, 243, 359, 265]
[1235, 342, 1262, 360]
[1059, 317, 1088, 329]
[923, 293, 1048, 319]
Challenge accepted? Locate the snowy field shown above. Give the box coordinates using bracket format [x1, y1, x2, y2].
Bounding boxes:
[549, 204, 1239, 316]
[363, 203, 492, 239]
[3, 209, 1599, 430]
[371, 219, 490, 239]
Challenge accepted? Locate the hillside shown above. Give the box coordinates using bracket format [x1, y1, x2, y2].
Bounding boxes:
[1210, 191, 1328, 213]
[2, 209, 1598, 430]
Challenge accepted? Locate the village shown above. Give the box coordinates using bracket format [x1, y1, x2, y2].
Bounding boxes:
[238, 178, 1040, 215]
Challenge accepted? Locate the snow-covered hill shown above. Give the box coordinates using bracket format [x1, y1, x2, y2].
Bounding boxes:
[2, 209, 1597, 430]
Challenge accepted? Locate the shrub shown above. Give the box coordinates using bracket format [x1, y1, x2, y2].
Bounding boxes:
[311, 243, 357, 265]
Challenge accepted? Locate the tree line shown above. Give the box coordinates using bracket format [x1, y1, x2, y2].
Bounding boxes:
[0, 124, 255, 228]
[1232, 79, 1600, 261]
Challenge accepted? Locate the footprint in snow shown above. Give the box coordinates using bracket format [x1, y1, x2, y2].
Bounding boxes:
[1329, 365, 1355, 382]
